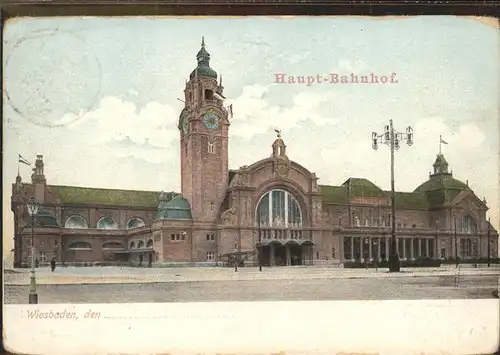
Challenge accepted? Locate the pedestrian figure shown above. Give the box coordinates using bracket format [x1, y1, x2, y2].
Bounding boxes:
[50, 257, 56, 272]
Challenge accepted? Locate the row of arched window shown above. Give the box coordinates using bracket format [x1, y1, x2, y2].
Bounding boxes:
[66, 240, 154, 250]
[129, 239, 153, 249]
[64, 215, 146, 230]
[68, 241, 125, 249]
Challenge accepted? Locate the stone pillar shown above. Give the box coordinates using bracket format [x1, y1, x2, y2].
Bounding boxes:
[360, 237, 364, 261]
[402, 238, 406, 260]
[350, 237, 354, 261]
[285, 244, 291, 266]
[368, 239, 373, 261]
[301, 245, 307, 265]
[385, 237, 390, 258]
[410, 238, 414, 260]
[425, 238, 429, 257]
[377, 237, 381, 260]
[418, 238, 422, 257]
[269, 243, 275, 266]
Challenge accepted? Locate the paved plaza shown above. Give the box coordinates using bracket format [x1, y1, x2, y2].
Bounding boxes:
[4, 266, 499, 304]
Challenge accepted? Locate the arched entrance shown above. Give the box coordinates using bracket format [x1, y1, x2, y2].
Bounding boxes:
[258, 240, 314, 266]
[255, 188, 313, 266]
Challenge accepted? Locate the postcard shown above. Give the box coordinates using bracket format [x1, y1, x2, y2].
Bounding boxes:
[3, 15, 499, 355]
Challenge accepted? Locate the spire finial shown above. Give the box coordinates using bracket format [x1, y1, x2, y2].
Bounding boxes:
[201, 36, 205, 48]
[274, 128, 282, 138]
[219, 75, 223, 86]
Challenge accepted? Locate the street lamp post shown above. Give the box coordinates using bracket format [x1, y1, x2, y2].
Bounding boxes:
[258, 218, 262, 272]
[372, 119, 413, 272]
[487, 217, 491, 267]
[26, 197, 39, 304]
[234, 240, 238, 272]
[454, 216, 459, 268]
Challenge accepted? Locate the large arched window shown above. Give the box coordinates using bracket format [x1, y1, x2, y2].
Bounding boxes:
[137, 240, 145, 248]
[255, 189, 302, 227]
[127, 217, 145, 229]
[146, 239, 153, 248]
[65, 215, 88, 229]
[130, 241, 136, 249]
[462, 215, 477, 234]
[97, 216, 118, 229]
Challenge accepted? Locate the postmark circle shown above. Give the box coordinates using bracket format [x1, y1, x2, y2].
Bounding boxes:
[4, 29, 102, 128]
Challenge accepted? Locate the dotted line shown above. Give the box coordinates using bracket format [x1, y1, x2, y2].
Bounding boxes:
[103, 315, 233, 320]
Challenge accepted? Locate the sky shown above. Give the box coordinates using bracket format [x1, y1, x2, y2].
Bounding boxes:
[3, 16, 499, 256]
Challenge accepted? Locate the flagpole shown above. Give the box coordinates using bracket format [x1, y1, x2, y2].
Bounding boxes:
[439, 135, 442, 155]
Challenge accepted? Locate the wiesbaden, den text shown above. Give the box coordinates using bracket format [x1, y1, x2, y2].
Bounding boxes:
[274, 73, 399, 86]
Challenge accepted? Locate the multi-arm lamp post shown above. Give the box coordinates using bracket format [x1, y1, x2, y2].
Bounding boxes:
[372, 119, 413, 272]
[26, 197, 39, 304]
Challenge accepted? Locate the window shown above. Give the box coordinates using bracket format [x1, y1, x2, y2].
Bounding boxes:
[316, 252, 320, 259]
[440, 248, 446, 258]
[171, 233, 184, 241]
[331, 247, 336, 259]
[206, 252, 215, 261]
[462, 216, 477, 234]
[365, 219, 369, 227]
[127, 218, 145, 229]
[40, 251, 47, 262]
[64, 215, 88, 229]
[204, 89, 214, 101]
[206, 233, 215, 241]
[208, 142, 215, 154]
[255, 189, 302, 227]
[412, 224, 416, 228]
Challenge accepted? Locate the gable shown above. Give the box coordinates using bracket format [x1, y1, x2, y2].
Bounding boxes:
[450, 189, 487, 210]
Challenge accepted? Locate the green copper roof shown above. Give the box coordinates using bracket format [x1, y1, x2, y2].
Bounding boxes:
[49, 185, 174, 207]
[414, 175, 468, 193]
[320, 185, 348, 204]
[189, 38, 218, 80]
[29, 209, 60, 228]
[391, 191, 429, 209]
[342, 178, 386, 197]
[155, 195, 192, 221]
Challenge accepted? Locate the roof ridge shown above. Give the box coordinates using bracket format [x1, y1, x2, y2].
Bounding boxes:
[49, 184, 171, 194]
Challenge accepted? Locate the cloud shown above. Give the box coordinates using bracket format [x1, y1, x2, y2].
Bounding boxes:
[227, 84, 333, 139]
[54, 96, 179, 163]
[319, 117, 493, 194]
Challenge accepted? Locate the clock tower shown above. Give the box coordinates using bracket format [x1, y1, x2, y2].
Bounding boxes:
[179, 38, 229, 222]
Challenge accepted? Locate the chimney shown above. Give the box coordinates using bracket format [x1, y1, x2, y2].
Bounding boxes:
[31, 154, 46, 202]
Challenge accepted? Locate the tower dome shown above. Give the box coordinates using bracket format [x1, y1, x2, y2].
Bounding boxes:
[154, 194, 193, 221]
[189, 37, 218, 80]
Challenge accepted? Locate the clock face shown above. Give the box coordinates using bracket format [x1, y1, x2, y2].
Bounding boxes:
[203, 112, 220, 130]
